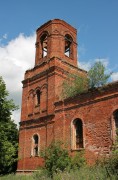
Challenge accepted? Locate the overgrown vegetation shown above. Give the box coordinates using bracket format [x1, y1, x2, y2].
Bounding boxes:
[0, 76, 18, 175]
[33, 135, 118, 180]
[40, 141, 86, 177]
[0, 165, 117, 180]
[101, 128, 118, 177]
[61, 74, 88, 99]
[61, 61, 111, 99]
[0, 137, 118, 179]
[1, 140, 118, 179]
[41, 141, 71, 176]
[34, 138, 117, 179]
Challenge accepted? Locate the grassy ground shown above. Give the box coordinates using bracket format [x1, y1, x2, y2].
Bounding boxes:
[0, 174, 33, 180]
[0, 166, 118, 180]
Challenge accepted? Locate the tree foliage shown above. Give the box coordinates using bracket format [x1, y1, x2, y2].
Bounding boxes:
[106, 128, 118, 175]
[61, 74, 88, 99]
[61, 61, 111, 99]
[88, 61, 111, 88]
[0, 76, 18, 174]
[41, 141, 71, 176]
[0, 77, 18, 122]
[41, 141, 86, 177]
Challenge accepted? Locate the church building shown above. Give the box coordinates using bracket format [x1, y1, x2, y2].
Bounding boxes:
[17, 19, 118, 172]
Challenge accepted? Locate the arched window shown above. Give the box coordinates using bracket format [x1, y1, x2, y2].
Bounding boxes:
[32, 134, 39, 157]
[40, 33, 48, 58]
[72, 119, 83, 149]
[36, 89, 41, 106]
[65, 34, 73, 57]
[113, 110, 118, 135]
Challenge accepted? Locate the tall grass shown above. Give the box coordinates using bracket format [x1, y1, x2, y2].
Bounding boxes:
[0, 174, 33, 180]
[32, 165, 118, 180]
[1, 165, 117, 180]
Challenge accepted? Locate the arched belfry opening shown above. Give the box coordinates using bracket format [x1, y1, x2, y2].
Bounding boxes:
[65, 34, 73, 58]
[35, 19, 78, 66]
[40, 33, 48, 58]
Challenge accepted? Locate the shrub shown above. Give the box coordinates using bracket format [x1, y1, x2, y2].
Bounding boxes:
[71, 151, 86, 169]
[41, 141, 72, 177]
[104, 129, 118, 177]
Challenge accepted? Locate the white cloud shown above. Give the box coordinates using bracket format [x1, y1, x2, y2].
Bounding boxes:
[95, 58, 109, 67]
[78, 60, 92, 71]
[79, 58, 118, 83]
[0, 33, 36, 125]
[111, 72, 118, 81]
[78, 58, 109, 71]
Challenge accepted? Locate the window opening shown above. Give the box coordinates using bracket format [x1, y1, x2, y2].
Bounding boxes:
[65, 34, 72, 57]
[40, 34, 48, 58]
[36, 90, 40, 105]
[73, 119, 83, 149]
[33, 134, 39, 157]
[114, 110, 118, 135]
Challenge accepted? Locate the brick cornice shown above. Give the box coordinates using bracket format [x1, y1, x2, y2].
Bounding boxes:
[36, 19, 77, 34]
[22, 66, 55, 85]
[19, 114, 55, 130]
[22, 56, 86, 86]
[55, 93, 118, 113]
[55, 81, 118, 112]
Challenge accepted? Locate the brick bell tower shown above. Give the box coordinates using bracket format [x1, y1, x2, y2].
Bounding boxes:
[17, 19, 86, 172]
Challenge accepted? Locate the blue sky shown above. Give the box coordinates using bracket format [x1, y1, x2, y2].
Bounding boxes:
[0, 0, 118, 64]
[0, 0, 118, 124]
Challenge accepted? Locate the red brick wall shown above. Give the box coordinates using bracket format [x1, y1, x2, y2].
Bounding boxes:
[54, 83, 118, 163]
[18, 82, 118, 170]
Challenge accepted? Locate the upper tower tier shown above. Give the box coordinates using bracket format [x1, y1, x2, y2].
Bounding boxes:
[35, 19, 78, 67]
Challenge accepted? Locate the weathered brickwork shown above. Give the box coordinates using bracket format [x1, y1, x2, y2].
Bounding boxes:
[54, 83, 118, 163]
[17, 19, 118, 172]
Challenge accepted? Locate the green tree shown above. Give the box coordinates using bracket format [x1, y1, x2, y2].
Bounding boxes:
[88, 61, 111, 88]
[0, 76, 18, 174]
[61, 61, 111, 99]
[61, 74, 88, 99]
